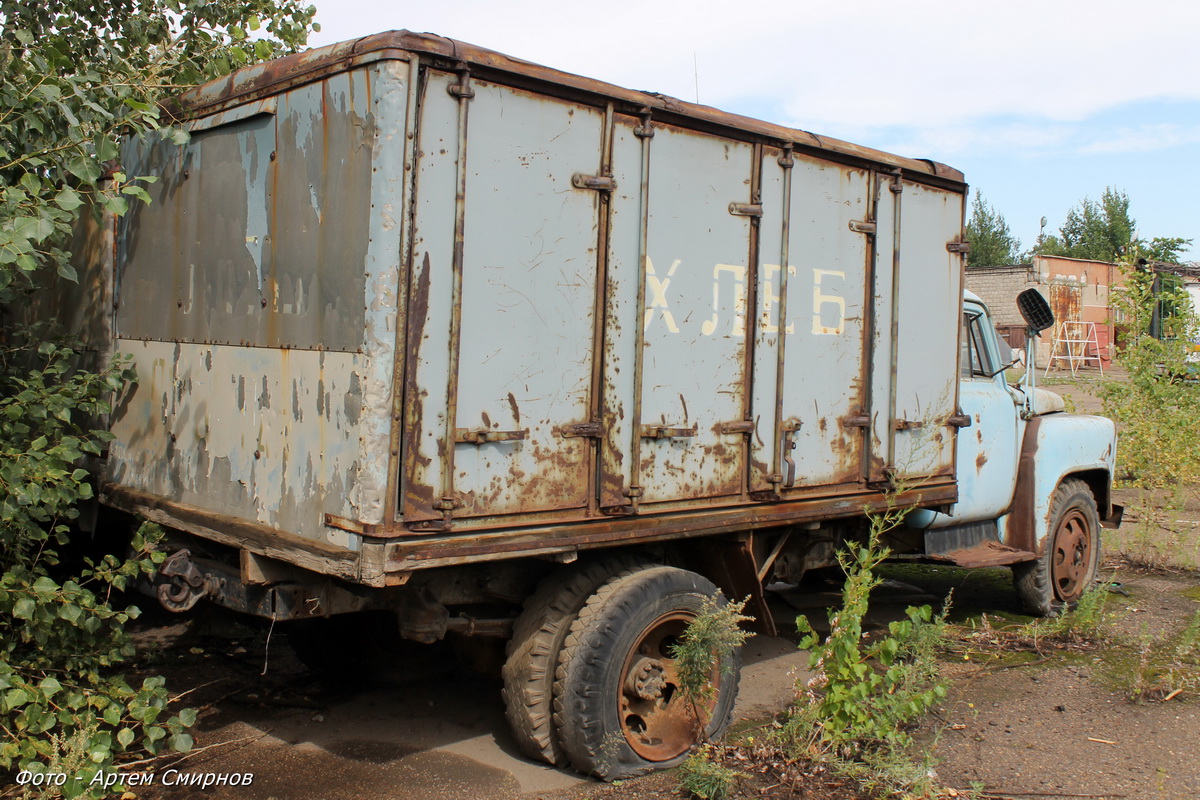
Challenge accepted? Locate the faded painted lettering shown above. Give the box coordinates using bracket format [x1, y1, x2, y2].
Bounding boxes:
[701, 264, 747, 336]
[760, 264, 796, 335]
[643, 257, 680, 333]
[812, 268, 846, 335]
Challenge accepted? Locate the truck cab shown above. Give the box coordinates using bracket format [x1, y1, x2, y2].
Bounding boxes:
[907, 289, 1120, 614]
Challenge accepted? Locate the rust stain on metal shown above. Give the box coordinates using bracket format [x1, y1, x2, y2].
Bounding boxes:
[401, 252, 437, 520]
[165, 32, 964, 190]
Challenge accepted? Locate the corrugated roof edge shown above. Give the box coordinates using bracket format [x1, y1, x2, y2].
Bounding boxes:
[169, 29, 965, 186]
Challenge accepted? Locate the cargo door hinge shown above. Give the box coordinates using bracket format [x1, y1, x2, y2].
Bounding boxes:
[841, 414, 871, 428]
[602, 485, 643, 516]
[557, 421, 602, 438]
[640, 423, 697, 440]
[947, 413, 972, 428]
[893, 419, 924, 431]
[572, 174, 616, 192]
[717, 420, 755, 435]
[729, 203, 763, 218]
[849, 220, 877, 234]
[947, 241, 971, 254]
[454, 427, 527, 444]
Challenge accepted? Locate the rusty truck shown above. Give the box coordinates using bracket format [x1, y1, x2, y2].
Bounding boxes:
[37, 30, 1120, 779]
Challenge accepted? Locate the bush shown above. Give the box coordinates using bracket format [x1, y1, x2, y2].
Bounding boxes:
[788, 509, 949, 759]
[0, 344, 196, 796]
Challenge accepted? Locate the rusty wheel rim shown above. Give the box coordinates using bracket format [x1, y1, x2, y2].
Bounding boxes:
[617, 612, 714, 762]
[1051, 509, 1092, 601]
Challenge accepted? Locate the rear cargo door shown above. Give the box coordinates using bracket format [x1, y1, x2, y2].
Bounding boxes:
[869, 177, 964, 482]
[606, 122, 754, 506]
[750, 153, 872, 492]
[403, 72, 605, 520]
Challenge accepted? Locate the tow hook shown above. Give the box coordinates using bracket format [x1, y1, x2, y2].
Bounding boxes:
[156, 549, 223, 612]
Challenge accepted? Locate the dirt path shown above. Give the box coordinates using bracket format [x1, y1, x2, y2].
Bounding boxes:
[921, 569, 1200, 800]
[103, 559, 1197, 800]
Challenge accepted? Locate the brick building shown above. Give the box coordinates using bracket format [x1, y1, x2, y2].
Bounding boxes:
[965, 255, 1123, 368]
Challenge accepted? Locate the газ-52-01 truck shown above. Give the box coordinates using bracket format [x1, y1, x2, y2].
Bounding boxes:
[36, 31, 1120, 779]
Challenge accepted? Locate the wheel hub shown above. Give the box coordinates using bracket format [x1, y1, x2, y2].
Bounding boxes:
[624, 656, 667, 700]
[1052, 509, 1093, 600]
[617, 612, 717, 762]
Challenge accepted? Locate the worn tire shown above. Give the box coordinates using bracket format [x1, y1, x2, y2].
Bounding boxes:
[501, 556, 655, 765]
[552, 567, 741, 780]
[1013, 478, 1101, 616]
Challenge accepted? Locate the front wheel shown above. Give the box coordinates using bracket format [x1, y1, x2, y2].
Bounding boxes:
[1013, 478, 1101, 616]
[552, 567, 741, 780]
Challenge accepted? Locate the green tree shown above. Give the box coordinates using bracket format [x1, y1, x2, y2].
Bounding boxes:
[1, 2, 316, 793]
[965, 192, 1021, 267]
[1037, 187, 1192, 264]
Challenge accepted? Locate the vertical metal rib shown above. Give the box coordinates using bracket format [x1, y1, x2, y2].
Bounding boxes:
[388, 56, 425, 523]
[586, 102, 616, 513]
[885, 171, 903, 474]
[626, 110, 654, 507]
[440, 67, 472, 515]
[771, 146, 794, 486]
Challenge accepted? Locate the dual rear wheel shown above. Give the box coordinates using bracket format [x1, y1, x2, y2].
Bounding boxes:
[503, 564, 741, 780]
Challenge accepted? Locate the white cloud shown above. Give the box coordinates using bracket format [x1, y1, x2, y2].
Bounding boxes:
[310, 0, 1200, 135]
[302, 0, 1200, 196]
[1079, 123, 1200, 154]
[870, 121, 1078, 159]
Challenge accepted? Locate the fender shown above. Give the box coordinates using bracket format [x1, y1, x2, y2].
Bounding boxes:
[1006, 414, 1118, 554]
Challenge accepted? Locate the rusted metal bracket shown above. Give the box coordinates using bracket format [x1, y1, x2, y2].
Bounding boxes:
[557, 421, 602, 438]
[946, 241, 970, 254]
[640, 423, 697, 439]
[777, 145, 795, 169]
[717, 420, 755, 435]
[947, 413, 972, 428]
[841, 413, 871, 428]
[849, 220, 877, 234]
[323, 514, 383, 536]
[634, 107, 655, 138]
[432, 497, 459, 511]
[781, 422, 801, 487]
[572, 174, 616, 191]
[893, 419, 924, 431]
[398, 586, 450, 643]
[447, 68, 475, 99]
[453, 427, 528, 444]
[157, 549, 223, 613]
[601, 485, 643, 516]
[728, 202, 763, 218]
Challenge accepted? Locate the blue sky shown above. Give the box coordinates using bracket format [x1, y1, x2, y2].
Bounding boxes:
[309, 0, 1200, 261]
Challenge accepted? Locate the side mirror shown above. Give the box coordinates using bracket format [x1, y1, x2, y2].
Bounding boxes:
[1017, 289, 1054, 334]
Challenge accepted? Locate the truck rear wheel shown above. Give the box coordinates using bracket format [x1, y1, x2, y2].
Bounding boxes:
[1013, 478, 1101, 616]
[552, 566, 741, 780]
[501, 556, 653, 765]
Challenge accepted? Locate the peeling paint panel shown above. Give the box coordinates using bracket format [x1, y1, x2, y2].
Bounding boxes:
[106, 341, 364, 546]
[270, 70, 373, 351]
[115, 71, 374, 352]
